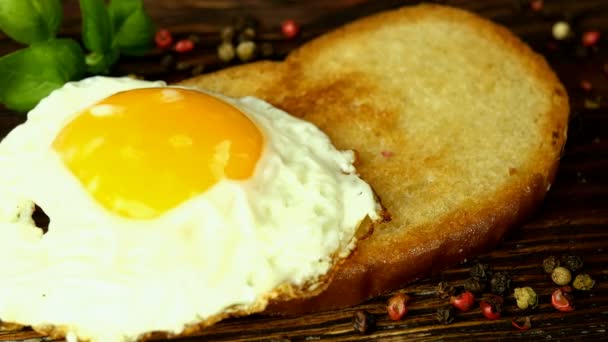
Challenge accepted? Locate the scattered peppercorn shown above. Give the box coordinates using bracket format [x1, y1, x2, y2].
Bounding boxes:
[217, 42, 235, 62]
[551, 286, 574, 312]
[159, 54, 175, 70]
[436, 305, 455, 324]
[561, 254, 583, 272]
[352, 310, 375, 334]
[463, 277, 486, 294]
[234, 15, 259, 32]
[575, 45, 589, 59]
[582, 30, 601, 47]
[174, 39, 195, 53]
[175, 61, 190, 71]
[584, 97, 601, 110]
[191, 64, 205, 76]
[512, 316, 532, 331]
[580, 80, 593, 91]
[387, 293, 409, 321]
[490, 271, 511, 296]
[450, 291, 475, 312]
[551, 266, 572, 286]
[238, 27, 256, 42]
[530, 0, 543, 12]
[436, 281, 455, 300]
[546, 40, 558, 52]
[236, 41, 256, 62]
[155, 28, 173, 49]
[281, 19, 300, 39]
[220, 26, 236, 42]
[218, 15, 266, 64]
[552, 21, 571, 40]
[479, 295, 503, 320]
[543, 255, 559, 274]
[573, 274, 595, 291]
[187, 34, 201, 45]
[470, 262, 490, 282]
[513, 287, 538, 310]
[260, 42, 274, 58]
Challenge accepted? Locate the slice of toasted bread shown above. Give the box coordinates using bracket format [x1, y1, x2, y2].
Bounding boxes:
[180, 4, 569, 313]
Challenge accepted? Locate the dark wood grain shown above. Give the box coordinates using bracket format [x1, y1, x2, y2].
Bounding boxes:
[1, 0, 607, 341]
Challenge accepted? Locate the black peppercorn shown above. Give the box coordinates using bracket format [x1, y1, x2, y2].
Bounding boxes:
[233, 15, 259, 32]
[159, 54, 175, 70]
[561, 254, 583, 272]
[238, 27, 256, 43]
[191, 64, 205, 76]
[470, 262, 490, 281]
[573, 44, 589, 59]
[220, 26, 235, 43]
[436, 281, 455, 299]
[175, 61, 190, 71]
[436, 305, 455, 324]
[463, 277, 486, 294]
[352, 310, 375, 334]
[490, 271, 511, 296]
[543, 255, 559, 274]
[187, 34, 201, 45]
[260, 42, 274, 58]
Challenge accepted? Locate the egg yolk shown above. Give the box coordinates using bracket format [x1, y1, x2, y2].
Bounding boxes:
[52, 88, 264, 219]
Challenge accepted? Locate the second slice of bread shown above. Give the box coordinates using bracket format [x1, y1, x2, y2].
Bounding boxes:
[180, 4, 569, 313]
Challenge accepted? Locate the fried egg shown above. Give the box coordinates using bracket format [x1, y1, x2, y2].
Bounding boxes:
[0, 77, 380, 342]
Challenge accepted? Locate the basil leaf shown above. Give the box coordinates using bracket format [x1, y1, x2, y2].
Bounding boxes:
[0, 0, 63, 44]
[0, 39, 85, 112]
[31, 0, 63, 37]
[118, 45, 151, 57]
[108, 1, 154, 56]
[108, 0, 144, 31]
[114, 8, 155, 56]
[85, 49, 120, 74]
[79, 0, 112, 53]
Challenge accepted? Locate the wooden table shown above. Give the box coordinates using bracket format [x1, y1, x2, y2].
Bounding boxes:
[1, 0, 607, 340]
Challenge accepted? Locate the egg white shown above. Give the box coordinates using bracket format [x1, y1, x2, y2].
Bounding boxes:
[0, 77, 380, 342]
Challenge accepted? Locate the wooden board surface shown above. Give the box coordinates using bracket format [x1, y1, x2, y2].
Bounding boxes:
[1, 0, 607, 341]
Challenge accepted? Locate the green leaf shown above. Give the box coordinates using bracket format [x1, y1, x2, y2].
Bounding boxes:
[85, 49, 120, 74]
[108, 0, 144, 31]
[118, 45, 152, 57]
[114, 8, 155, 55]
[0, 39, 85, 112]
[31, 0, 63, 37]
[108, 1, 154, 56]
[0, 0, 63, 44]
[79, 0, 113, 53]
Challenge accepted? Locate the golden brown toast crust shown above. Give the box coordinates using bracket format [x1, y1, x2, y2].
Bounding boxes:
[180, 4, 568, 314]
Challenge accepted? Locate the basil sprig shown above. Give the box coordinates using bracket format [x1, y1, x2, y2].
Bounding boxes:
[0, 0, 155, 112]
[0, 0, 62, 44]
[0, 39, 85, 111]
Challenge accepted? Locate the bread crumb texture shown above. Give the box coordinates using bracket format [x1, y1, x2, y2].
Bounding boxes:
[181, 4, 569, 311]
